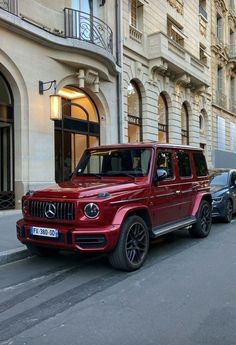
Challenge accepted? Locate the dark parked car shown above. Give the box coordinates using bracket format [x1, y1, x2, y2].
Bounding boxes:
[209, 169, 236, 223]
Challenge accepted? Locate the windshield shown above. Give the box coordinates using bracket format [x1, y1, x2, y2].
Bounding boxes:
[76, 148, 152, 177]
[209, 171, 229, 186]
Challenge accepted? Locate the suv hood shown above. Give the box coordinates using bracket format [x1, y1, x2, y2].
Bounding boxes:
[29, 179, 139, 199]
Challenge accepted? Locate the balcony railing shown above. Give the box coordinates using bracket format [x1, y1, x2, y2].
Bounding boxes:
[64, 8, 113, 54]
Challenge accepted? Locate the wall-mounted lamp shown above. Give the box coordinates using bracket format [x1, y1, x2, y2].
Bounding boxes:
[39, 80, 62, 121]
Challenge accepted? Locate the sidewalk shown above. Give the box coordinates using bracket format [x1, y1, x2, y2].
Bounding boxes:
[0, 210, 30, 266]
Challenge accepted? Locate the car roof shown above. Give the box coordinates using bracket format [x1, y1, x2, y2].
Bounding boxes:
[88, 142, 203, 152]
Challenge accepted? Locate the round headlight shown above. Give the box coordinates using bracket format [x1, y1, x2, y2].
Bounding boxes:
[22, 198, 29, 214]
[84, 203, 99, 219]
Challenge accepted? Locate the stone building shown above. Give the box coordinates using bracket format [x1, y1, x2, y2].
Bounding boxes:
[1, 0, 236, 211]
[210, 0, 236, 167]
[0, 0, 121, 210]
[122, 0, 212, 158]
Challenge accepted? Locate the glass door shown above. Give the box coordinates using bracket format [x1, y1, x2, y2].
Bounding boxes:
[0, 122, 14, 209]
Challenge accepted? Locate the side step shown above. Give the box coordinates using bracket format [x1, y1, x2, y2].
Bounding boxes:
[151, 217, 196, 238]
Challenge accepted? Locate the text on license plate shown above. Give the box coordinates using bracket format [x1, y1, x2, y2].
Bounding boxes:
[30, 226, 59, 238]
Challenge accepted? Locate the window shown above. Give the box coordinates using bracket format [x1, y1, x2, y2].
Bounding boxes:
[181, 103, 189, 145]
[156, 152, 173, 178]
[158, 94, 169, 143]
[217, 116, 225, 150]
[127, 81, 142, 142]
[193, 153, 208, 176]
[200, 44, 207, 65]
[167, 18, 184, 47]
[199, 0, 207, 19]
[55, 87, 100, 182]
[177, 152, 191, 177]
[216, 14, 223, 43]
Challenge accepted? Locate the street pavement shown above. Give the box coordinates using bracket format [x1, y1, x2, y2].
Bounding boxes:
[0, 210, 30, 266]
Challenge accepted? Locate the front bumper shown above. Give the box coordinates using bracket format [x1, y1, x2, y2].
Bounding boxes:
[16, 219, 121, 253]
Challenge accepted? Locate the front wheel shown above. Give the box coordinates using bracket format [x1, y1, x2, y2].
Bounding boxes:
[222, 199, 233, 223]
[108, 215, 149, 271]
[189, 200, 212, 238]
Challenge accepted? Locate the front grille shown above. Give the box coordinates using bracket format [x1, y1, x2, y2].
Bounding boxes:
[29, 201, 75, 220]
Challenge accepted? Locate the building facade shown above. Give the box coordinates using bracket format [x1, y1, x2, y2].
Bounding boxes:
[1, 0, 236, 211]
[0, 0, 121, 210]
[211, 0, 236, 167]
[122, 0, 212, 160]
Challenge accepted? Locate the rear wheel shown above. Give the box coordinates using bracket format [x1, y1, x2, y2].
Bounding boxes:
[108, 215, 149, 271]
[222, 199, 233, 223]
[189, 200, 212, 238]
[26, 244, 59, 257]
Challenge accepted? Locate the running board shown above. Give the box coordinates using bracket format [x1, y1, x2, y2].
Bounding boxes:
[151, 217, 196, 238]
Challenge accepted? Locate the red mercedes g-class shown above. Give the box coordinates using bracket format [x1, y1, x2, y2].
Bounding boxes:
[17, 143, 212, 271]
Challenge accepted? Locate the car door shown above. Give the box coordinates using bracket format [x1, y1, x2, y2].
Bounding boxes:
[150, 150, 182, 227]
[229, 170, 236, 212]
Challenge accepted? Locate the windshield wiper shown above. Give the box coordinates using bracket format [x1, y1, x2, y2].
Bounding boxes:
[103, 172, 136, 179]
[76, 173, 102, 179]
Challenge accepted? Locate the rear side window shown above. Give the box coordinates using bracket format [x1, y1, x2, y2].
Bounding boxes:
[157, 152, 173, 178]
[193, 152, 208, 176]
[177, 152, 191, 177]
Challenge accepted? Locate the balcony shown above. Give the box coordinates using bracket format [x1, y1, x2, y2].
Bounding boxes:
[0, 2, 114, 62]
[64, 8, 113, 54]
[147, 31, 210, 88]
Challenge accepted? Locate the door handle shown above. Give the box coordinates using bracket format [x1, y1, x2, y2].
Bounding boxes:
[175, 190, 181, 195]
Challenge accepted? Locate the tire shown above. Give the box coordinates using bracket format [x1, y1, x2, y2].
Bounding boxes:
[108, 215, 149, 271]
[189, 200, 212, 238]
[26, 244, 59, 257]
[222, 199, 233, 223]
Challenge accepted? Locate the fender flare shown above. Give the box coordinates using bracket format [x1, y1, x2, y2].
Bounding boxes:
[191, 192, 212, 216]
[112, 204, 151, 228]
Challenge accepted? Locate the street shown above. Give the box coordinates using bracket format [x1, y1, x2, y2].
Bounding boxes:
[0, 220, 236, 345]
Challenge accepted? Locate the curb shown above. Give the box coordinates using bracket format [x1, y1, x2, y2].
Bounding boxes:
[0, 247, 30, 266]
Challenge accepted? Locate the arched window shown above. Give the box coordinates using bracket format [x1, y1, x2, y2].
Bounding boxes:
[127, 81, 142, 142]
[55, 86, 100, 182]
[181, 103, 189, 145]
[0, 72, 14, 210]
[158, 93, 168, 143]
[199, 112, 205, 134]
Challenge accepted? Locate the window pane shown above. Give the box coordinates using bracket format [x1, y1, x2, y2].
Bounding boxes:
[157, 152, 173, 178]
[193, 153, 208, 176]
[177, 152, 191, 177]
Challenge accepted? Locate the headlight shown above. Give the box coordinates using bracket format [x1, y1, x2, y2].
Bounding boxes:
[22, 198, 29, 214]
[84, 203, 99, 219]
[213, 196, 223, 204]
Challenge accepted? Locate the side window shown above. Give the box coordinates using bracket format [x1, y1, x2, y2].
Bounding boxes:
[177, 152, 191, 177]
[193, 152, 208, 176]
[157, 152, 173, 178]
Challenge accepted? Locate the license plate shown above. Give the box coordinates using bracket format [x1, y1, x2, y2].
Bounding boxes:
[30, 226, 59, 238]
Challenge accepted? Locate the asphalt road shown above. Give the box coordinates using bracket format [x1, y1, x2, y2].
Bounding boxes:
[0, 220, 236, 345]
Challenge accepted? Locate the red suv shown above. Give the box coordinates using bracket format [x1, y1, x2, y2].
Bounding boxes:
[17, 143, 212, 271]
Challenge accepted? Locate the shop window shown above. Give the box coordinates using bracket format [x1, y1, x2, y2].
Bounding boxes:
[127, 81, 142, 142]
[181, 103, 189, 145]
[158, 94, 169, 143]
[55, 87, 99, 182]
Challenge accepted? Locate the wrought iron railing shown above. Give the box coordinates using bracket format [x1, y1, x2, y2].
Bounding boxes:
[64, 8, 113, 54]
[0, 0, 17, 14]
